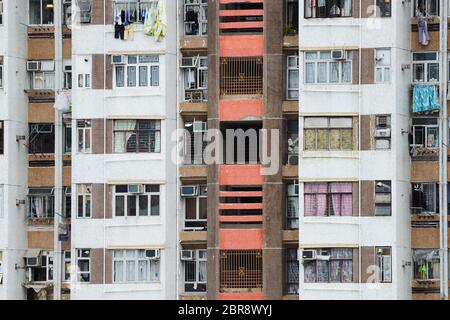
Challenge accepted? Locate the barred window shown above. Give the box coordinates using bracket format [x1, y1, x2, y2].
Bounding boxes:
[220, 250, 263, 290]
[304, 248, 353, 283]
[113, 120, 161, 153]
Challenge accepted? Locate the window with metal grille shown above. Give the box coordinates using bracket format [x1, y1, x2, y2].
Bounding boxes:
[286, 184, 299, 229]
[220, 250, 263, 290]
[285, 248, 299, 294]
[304, 248, 353, 283]
[113, 120, 161, 153]
[184, 122, 208, 165]
[220, 57, 263, 96]
[29, 124, 55, 154]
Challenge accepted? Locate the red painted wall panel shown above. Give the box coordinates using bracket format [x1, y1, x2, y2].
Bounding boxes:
[219, 292, 264, 300]
[219, 99, 263, 121]
[219, 229, 263, 250]
[219, 165, 263, 186]
[220, 35, 264, 57]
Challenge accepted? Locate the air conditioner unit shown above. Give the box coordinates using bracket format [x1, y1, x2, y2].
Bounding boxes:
[112, 55, 127, 65]
[193, 121, 207, 133]
[376, 128, 391, 138]
[27, 61, 42, 72]
[331, 50, 346, 60]
[180, 250, 195, 261]
[302, 250, 317, 261]
[145, 249, 160, 260]
[287, 154, 299, 165]
[181, 57, 196, 68]
[25, 257, 41, 267]
[181, 186, 198, 197]
[128, 184, 145, 194]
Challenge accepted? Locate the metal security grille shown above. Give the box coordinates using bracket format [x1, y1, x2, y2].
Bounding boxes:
[220, 250, 263, 289]
[220, 57, 263, 95]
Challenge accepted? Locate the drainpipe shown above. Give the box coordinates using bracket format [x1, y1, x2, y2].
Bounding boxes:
[53, 0, 63, 301]
[439, 0, 449, 300]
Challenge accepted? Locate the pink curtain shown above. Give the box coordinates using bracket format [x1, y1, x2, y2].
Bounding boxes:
[330, 183, 352, 216]
[304, 183, 327, 216]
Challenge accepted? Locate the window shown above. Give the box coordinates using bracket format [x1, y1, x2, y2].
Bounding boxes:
[184, 122, 208, 165]
[63, 0, 72, 25]
[183, 185, 207, 230]
[286, 184, 299, 229]
[304, 183, 353, 217]
[113, 0, 156, 24]
[305, 51, 352, 84]
[113, 249, 160, 283]
[413, 249, 439, 281]
[375, 49, 391, 83]
[64, 187, 71, 218]
[77, 120, 92, 153]
[29, 124, 55, 154]
[114, 184, 160, 217]
[375, 181, 391, 216]
[412, 183, 439, 214]
[29, 0, 54, 25]
[285, 248, 299, 294]
[376, 0, 391, 17]
[77, 184, 92, 218]
[376, 247, 392, 283]
[0, 1, 3, 25]
[414, 0, 439, 17]
[0, 56, 3, 88]
[64, 122, 72, 154]
[0, 121, 3, 154]
[77, 0, 92, 23]
[181, 56, 208, 102]
[413, 52, 439, 83]
[0, 185, 3, 219]
[304, 248, 353, 283]
[375, 115, 391, 150]
[304, 117, 353, 151]
[220, 57, 263, 95]
[114, 55, 159, 88]
[29, 60, 55, 90]
[220, 250, 263, 290]
[305, 0, 352, 18]
[182, 249, 207, 292]
[285, 0, 299, 35]
[113, 120, 161, 153]
[287, 55, 299, 100]
[63, 251, 71, 282]
[28, 188, 54, 219]
[63, 63, 72, 89]
[287, 119, 299, 165]
[28, 252, 53, 282]
[184, 0, 208, 36]
[77, 73, 90, 88]
[76, 249, 90, 282]
[412, 118, 439, 149]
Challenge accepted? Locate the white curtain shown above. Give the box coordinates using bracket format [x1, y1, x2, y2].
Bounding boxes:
[114, 120, 137, 153]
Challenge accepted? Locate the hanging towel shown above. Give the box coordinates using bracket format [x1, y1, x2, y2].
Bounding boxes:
[418, 17, 430, 46]
[154, 0, 168, 42]
[412, 85, 440, 113]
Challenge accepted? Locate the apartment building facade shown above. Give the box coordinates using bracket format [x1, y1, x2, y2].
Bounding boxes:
[0, 0, 450, 301]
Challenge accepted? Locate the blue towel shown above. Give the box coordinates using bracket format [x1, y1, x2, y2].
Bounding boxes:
[413, 85, 440, 113]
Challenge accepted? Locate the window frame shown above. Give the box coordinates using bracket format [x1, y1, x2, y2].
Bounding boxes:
[304, 50, 353, 84]
[63, 250, 71, 282]
[412, 52, 439, 84]
[375, 180, 392, 216]
[114, 184, 161, 218]
[286, 184, 299, 229]
[304, 117, 354, 151]
[376, 247, 392, 283]
[183, 249, 207, 293]
[412, 183, 439, 214]
[413, 0, 439, 17]
[113, 119, 161, 154]
[27, 188, 55, 219]
[375, 0, 392, 17]
[184, 185, 207, 230]
[375, 49, 391, 84]
[77, 120, 92, 154]
[304, 0, 352, 18]
[76, 249, 91, 283]
[0, 0, 3, 26]
[29, 0, 54, 25]
[286, 55, 299, 100]
[114, 55, 160, 88]
[285, 248, 299, 295]
[0, 120, 4, 155]
[0, 56, 3, 89]
[375, 115, 391, 150]
[112, 249, 161, 283]
[304, 182, 353, 217]
[182, 56, 208, 102]
[112, 0, 156, 24]
[412, 249, 440, 281]
[183, 0, 208, 37]
[412, 118, 439, 149]
[77, 184, 92, 219]
[304, 248, 353, 283]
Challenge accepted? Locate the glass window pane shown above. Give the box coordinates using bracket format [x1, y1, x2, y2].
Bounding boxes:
[115, 195, 125, 216]
[151, 195, 160, 216]
[139, 195, 148, 216]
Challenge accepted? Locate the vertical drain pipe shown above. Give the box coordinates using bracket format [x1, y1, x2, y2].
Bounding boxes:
[53, 0, 63, 301]
[440, 0, 449, 300]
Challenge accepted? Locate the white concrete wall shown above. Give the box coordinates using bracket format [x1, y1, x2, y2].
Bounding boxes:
[298, 1, 412, 300]
[0, 0, 29, 300]
[70, 0, 178, 300]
